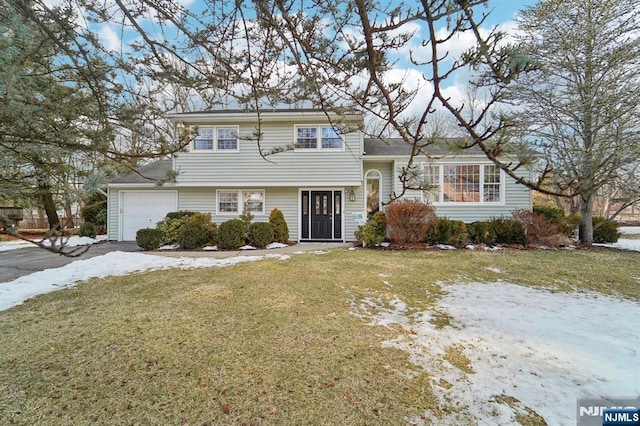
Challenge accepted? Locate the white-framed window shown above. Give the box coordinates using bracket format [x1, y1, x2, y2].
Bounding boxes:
[193, 126, 239, 152]
[217, 190, 265, 215]
[421, 163, 503, 204]
[295, 125, 344, 150]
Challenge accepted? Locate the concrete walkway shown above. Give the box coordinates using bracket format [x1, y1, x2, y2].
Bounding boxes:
[151, 242, 352, 259]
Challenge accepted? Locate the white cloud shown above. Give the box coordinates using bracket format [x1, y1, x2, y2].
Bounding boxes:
[97, 24, 121, 52]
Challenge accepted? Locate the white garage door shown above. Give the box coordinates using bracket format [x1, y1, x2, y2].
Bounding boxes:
[121, 191, 177, 241]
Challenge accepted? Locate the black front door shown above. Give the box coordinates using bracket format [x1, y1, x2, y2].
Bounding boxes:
[311, 191, 332, 240]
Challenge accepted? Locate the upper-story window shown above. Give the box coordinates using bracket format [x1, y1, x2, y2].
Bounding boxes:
[295, 125, 343, 150]
[421, 163, 503, 204]
[193, 126, 239, 152]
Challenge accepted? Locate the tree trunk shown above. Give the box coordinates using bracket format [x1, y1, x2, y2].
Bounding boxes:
[64, 198, 74, 229]
[38, 181, 61, 231]
[578, 194, 594, 245]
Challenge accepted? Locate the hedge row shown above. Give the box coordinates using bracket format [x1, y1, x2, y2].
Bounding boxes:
[356, 200, 620, 247]
[135, 208, 290, 251]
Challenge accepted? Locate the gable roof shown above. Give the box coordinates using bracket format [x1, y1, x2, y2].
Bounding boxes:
[109, 160, 173, 184]
[364, 138, 485, 157]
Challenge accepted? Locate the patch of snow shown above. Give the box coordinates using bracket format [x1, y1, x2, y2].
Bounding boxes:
[619, 226, 640, 235]
[158, 244, 179, 251]
[0, 251, 290, 312]
[266, 242, 288, 249]
[351, 282, 640, 425]
[435, 244, 456, 250]
[596, 239, 640, 252]
[382, 280, 393, 288]
[313, 250, 329, 255]
[239, 245, 256, 250]
[202, 245, 218, 251]
[485, 267, 503, 274]
[292, 251, 306, 254]
[0, 235, 107, 252]
[348, 247, 357, 251]
[380, 242, 391, 247]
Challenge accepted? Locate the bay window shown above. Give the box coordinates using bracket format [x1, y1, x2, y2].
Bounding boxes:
[421, 163, 503, 204]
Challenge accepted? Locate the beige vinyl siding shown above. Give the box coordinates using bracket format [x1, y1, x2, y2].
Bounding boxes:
[174, 122, 362, 187]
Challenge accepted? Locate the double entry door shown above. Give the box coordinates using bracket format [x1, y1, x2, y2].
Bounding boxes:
[301, 190, 342, 241]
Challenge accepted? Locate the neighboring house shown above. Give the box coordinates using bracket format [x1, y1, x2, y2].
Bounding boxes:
[107, 109, 532, 242]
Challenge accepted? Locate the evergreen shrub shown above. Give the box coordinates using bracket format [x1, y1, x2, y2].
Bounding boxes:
[592, 217, 621, 243]
[269, 208, 290, 242]
[249, 222, 274, 247]
[136, 228, 164, 250]
[218, 219, 246, 250]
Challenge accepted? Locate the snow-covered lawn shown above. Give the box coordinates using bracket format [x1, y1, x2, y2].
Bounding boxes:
[0, 251, 290, 312]
[1, 231, 638, 423]
[352, 281, 640, 424]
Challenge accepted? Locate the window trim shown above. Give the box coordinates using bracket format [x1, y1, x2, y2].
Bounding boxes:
[216, 189, 266, 215]
[420, 162, 505, 206]
[192, 126, 240, 153]
[294, 124, 345, 151]
[365, 169, 382, 217]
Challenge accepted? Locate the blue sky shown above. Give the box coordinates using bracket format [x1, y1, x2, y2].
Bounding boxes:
[483, 0, 538, 25]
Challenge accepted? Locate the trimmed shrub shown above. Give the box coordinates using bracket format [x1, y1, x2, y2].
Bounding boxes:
[78, 222, 97, 238]
[80, 193, 107, 234]
[430, 218, 467, 247]
[269, 208, 290, 243]
[177, 213, 217, 249]
[371, 211, 387, 236]
[166, 211, 197, 220]
[156, 215, 190, 244]
[467, 221, 496, 245]
[218, 219, 246, 250]
[249, 222, 274, 248]
[593, 216, 621, 243]
[489, 217, 527, 245]
[513, 209, 571, 247]
[385, 199, 436, 243]
[136, 228, 164, 251]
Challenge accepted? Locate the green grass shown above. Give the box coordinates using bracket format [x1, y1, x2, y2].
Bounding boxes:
[0, 248, 638, 424]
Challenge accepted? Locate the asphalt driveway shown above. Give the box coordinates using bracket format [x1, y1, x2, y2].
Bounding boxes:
[0, 241, 141, 283]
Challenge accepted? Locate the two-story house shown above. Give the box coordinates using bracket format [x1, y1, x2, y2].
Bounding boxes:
[107, 109, 532, 242]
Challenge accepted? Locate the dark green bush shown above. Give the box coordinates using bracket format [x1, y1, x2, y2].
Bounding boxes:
[467, 221, 497, 245]
[358, 219, 386, 247]
[592, 216, 621, 243]
[533, 205, 566, 223]
[489, 217, 527, 245]
[429, 218, 467, 247]
[385, 199, 436, 243]
[80, 193, 107, 234]
[136, 228, 164, 251]
[218, 219, 246, 250]
[177, 213, 217, 249]
[165, 211, 197, 220]
[269, 208, 290, 243]
[249, 222, 274, 247]
[371, 211, 386, 236]
[78, 222, 97, 238]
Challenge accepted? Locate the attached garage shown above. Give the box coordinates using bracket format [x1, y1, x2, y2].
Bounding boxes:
[120, 191, 177, 241]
